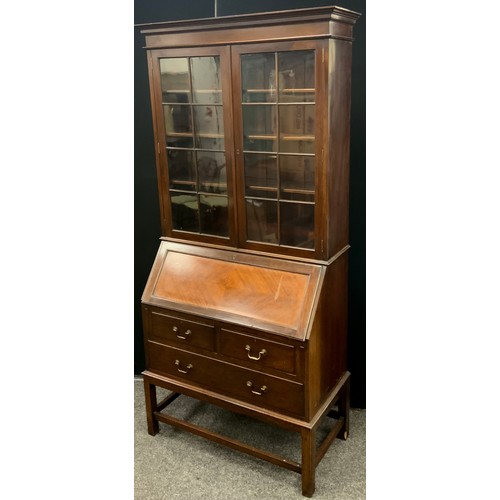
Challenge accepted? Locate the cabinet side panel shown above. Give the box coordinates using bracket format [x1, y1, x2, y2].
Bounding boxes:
[328, 39, 353, 256]
[307, 251, 348, 415]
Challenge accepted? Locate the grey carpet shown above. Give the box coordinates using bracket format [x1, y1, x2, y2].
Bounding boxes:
[135, 378, 365, 499]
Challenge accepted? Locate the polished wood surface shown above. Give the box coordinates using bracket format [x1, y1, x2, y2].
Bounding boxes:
[155, 251, 308, 329]
[149, 309, 216, 352]
[328, 39, 354, 257]
[147, 340, 305, 417]
[138, 6, 359, 48]
[142, 241, 324, 340]
[219, 328, 296, 375]
[140, 5, 360, 261]
[138, 6, 360, 497]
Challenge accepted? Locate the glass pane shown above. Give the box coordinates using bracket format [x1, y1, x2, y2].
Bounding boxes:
[193, 105, 224, 150]
[160, 58, 191, 103]
[244, 153, 277, 199]
[190, 57, 222, 104]
[163, 104, 193, 148]
[278, 51, 315, 103]
[246, 199, 278, 244]
[280, 203, 314, 249]
[167, 150, 196, 191]
[279, 104, 315, 153]
[170, 194, 199, 232]
[243, 105, 277, 152]
[241, 53, 276, 103]
[196, 152, 227, 194]
[280, 155, 315, 202]
[200, 195, 229, 237]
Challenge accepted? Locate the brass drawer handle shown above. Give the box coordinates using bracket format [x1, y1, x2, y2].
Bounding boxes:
[173, 326, 191, 340]
[174, 359, 193, 374]
[246, 381, 267, 396]
[245, 345, 267, 361]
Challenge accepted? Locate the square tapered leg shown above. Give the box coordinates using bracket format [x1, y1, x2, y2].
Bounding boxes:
[301, 427, 316, 497]
[143, 377, 159, 436]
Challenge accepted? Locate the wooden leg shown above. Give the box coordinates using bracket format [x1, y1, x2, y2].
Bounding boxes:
[338, 374, 350, 440]
[301, 427, 316, 497]
[144, 377, 159, 436]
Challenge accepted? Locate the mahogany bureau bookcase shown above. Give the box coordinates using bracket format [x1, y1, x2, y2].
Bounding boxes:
[137, 6, 360, 497]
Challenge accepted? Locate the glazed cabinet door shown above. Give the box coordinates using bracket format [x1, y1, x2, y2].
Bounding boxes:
[231, 40, 328, 259]
[149, 46, 236, 244]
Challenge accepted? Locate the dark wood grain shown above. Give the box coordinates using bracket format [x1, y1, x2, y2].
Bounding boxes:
[147, 341, 305, 417]
[142, 241, 323, 340]
[138, 6, 361, 497]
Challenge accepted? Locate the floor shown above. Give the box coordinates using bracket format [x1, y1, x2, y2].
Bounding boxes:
[134, 378, 366, 499]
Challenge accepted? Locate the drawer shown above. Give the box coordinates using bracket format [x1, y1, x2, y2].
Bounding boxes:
[147, 341, 304, 417]
[148, 310, 215, 352]
[219, 328, 297, 375]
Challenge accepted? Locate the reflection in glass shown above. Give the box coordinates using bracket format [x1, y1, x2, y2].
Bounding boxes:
[246, 199, 278, 244]
[280, 203, 314, 249]
[171, 194, 199, 232]
[161, 55, 229, 238]
[280, 155, 315, 202]
[279, 104, 315, 153]
[244, 153, 277, 199]
[243, 105, 277, 152]
[196, 151, 227, 194]
[278, 51, 315, 103]
[160, 58, 191, 103]
[241, 53, 277, 103]
[200, 195, 229, 237]
[163, 104, 193, 148]
[191, 57, 222, 104]
[167, 150, 196, 191]
[193, 105, 225, 150]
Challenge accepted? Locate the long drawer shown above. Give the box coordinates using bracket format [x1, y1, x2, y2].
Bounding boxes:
[147, 340, 305, 417]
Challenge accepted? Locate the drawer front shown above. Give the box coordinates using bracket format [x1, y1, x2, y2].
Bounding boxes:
[219, 328, 296, 374]
[149, 310, 215, 352]
[147, 341, 304, 417]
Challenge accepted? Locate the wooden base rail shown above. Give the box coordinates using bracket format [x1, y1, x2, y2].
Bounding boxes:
[143, 371, 350, 497]
[154, 409, 302, 473]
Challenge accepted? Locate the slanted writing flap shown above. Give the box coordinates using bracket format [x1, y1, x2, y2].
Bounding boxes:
[142, 241, 324, 340]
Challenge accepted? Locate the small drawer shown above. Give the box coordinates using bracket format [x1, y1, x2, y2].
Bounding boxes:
[219, 328, 296, 374]
[148, 310, 215, 352]
[147, 341, 304, 417]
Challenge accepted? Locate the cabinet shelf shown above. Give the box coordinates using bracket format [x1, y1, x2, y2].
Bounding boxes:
[245, 88, 272, 93]
[165, 89, 222, 93]
[170, 180, 196, 186]
[244, 88, 314, 93]
[243, 150, 314, 157]
[167, 132, 224, 139]
[281, 88, 315, 93]
[246, 186, 315, 198]
[241, 101, 316, 106]
[247, 134, 276, 140]
[166, 132, 191, 137]
[282, 134, 315, 141]
[246, 134, 315, 141]
[247, 185, 278, 192]
[281, 188, 315, 195]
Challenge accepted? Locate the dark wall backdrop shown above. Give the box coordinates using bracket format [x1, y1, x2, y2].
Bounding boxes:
[134, 0, 366, 408]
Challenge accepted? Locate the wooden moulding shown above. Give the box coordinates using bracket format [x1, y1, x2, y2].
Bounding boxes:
[137, 6, 361, 48]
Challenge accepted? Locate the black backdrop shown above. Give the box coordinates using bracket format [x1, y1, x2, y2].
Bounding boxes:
[134, 0, 366, 409]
